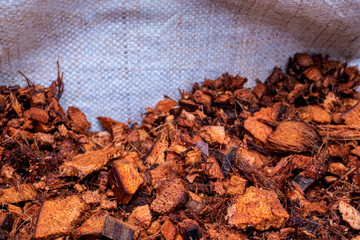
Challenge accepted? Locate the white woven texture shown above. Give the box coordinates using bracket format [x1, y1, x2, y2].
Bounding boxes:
[0, 0, 359, 130]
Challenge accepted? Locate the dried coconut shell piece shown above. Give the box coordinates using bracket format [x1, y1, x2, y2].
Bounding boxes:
[237, 147, 264, 169]
[327, 144, 350, 158]
[316, 125, 360, 141]
[186, 199, 207, 214]
[205, 156, 224, 180]
[205, 224, 249, 240]
[193, 90, 212, 107]
[30, 92, 46, 106]
[328, 163, 348, 176]
[97, 116, 123, 132]
[267, 121, 321, 153]
[9, 91, 23, 117]
[33, 132, 55, 147]
[185, 149, 202, 167]
[147, 220, 161, 235]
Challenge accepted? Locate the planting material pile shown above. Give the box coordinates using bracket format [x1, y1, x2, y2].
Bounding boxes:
[1, 53, 360, 239]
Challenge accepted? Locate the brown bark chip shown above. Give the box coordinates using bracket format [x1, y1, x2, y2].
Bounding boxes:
[150, 179, 188, 214]
[226, 187, 289, 231]
[178, 219, 201, 240]
[339, 201, 360, 230]
[102, 215, 137, 240]
[244, 116, 273, 143]
[0, 184, 37, 204]
[60, 149, 110, 178]
[161, 218, 180, 240]
[128, 204, 152, 229]
[227, 175, 247, 196]
[199, 126, 226, 145]
[145, 132, 169, 165]
[34, 195, 87, 239]
[24, 107, 49, 123]
[67, 106, 91, 132]
[109, 163, 144, 204]
[75, 211, 108, 239]
[155, 99, 176, 113]
[297, 105, 331, 124]
[341, 101, 360, 127]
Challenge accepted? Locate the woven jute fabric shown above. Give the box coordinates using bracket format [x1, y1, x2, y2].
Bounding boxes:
[1, 0, 359, 130]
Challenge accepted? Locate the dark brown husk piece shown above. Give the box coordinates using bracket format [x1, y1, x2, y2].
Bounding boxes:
[1, 53, 360, 239]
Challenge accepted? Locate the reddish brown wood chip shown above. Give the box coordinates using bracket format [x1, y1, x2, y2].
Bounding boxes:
[297, 105, 331, 124]
[0, 184, 37, 204]
[150, 179, 187, 214]
[128, 204, 152, 229]
[60, 149, 110, 179]
[339, 201, 360, 230]
[341, 101, 360, 127]
[226, 187, 289, 231]
[102, 215, 137, 240]
[244, 116, 273, 143]
[199, 126, 226, 145]
[35, 195, 87, 239]
[161, 218, 181, 240]
[75, 211, 108, 239]
[178, 219, 201, 240]
[109, 163, 144, 204]
[145, 132, 169, 165]
[303, 67, 322, 81]
[24, 107, 49, 123]
[67, 106, 91, 132]
[155, 99, 176, 113]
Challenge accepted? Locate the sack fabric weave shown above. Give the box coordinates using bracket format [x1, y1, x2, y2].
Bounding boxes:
[1, 0, 359, 130]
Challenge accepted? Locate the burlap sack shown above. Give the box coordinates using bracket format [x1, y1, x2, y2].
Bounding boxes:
[0, 0, 359, 129]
